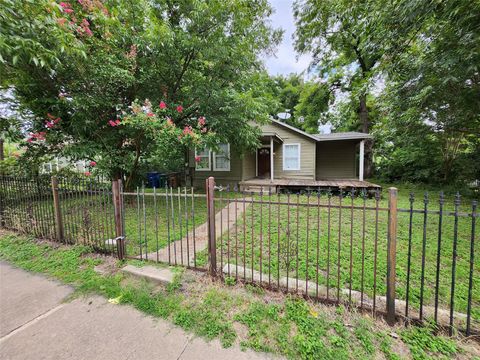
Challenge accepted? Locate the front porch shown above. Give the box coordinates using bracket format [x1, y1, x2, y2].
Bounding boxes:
[239, 177, 381, 193]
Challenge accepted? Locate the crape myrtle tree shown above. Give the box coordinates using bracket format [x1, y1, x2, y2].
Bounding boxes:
[0, 0, 281, 189]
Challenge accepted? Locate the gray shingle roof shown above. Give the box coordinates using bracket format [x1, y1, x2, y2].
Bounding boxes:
[314, 132, 372, 141]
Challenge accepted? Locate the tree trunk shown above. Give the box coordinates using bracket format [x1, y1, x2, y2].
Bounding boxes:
[359, 94, 373, 178]
[0, 138, 4, 161]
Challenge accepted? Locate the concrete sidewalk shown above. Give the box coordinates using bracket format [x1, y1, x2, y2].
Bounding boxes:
[0, 262, 275, 360]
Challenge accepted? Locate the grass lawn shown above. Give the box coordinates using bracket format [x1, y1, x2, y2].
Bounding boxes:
[207, 181, 479, 323]
[1, 231, 479, 360]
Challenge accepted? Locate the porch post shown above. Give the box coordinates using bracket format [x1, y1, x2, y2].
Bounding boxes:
[270, 136, 274, 181]
[359, 140, 365, 181]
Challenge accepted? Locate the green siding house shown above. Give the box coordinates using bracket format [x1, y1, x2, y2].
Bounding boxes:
[189, 119, 376, 191]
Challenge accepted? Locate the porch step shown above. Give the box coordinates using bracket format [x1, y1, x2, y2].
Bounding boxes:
[239, 184, 277, 194]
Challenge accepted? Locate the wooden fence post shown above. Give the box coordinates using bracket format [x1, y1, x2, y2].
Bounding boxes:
[387, 187, 398, 325]
[51, 176, 64, 242]
[112, 179, 125, 260]
[206, 177, 217, 277]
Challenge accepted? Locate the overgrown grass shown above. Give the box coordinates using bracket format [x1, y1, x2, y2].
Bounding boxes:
[1, 232, 479, 359]
[212, 184, 479, 321]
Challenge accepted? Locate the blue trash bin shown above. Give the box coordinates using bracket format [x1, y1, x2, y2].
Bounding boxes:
[147, 172, 161, 188]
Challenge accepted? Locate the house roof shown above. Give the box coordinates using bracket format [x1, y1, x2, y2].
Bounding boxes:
[314, 132, 373, 141]
[269, 119, 372, 142]
[269, 119, 320, 141]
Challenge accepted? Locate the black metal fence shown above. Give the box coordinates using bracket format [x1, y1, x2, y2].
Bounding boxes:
[0, 175, 55, 238]
[1, 174, 478, 336]
[121, 186, 208, 270]
[0, 175, 116, 253]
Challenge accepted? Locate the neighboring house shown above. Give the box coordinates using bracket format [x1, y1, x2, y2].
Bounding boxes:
[189, 119, 379, 192]
[41, 158, 92, 174]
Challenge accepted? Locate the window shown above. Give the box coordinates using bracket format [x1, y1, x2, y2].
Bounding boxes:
[213, 143, 230, 171]
[283, 143, 300, 170]
[195, 147, 211, 171]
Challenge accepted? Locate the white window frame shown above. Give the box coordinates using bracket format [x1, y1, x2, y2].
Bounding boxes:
[282, 143, 301, 171]
[195, 147, 211, 171]
[213, 143, 231, 172]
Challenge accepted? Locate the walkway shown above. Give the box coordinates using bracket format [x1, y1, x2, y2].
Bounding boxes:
[141, 199, 250, 266]
[0, 261, 273, 360]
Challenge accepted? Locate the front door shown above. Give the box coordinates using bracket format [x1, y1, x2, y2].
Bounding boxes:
[257, 148, 270, 178]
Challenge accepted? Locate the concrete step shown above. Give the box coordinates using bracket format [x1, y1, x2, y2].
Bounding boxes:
[121, 265, 174, 285]
[239, 184, 277, 194]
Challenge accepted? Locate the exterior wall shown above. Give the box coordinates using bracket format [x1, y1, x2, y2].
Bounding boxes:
[260, 123, 316, 180]
[315, 140, 357, 179]
[241, 151, 256, 180]
[189, 147, 243, 188]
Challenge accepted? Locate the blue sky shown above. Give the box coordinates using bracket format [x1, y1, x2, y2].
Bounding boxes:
[263, 0, 312, 76]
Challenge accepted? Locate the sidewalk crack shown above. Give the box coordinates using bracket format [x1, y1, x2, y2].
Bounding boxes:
[176, 339, 189, 360]
[0, 303, 66, 342]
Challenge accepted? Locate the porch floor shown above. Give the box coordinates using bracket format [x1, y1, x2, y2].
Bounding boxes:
[239, 178, 381, 190]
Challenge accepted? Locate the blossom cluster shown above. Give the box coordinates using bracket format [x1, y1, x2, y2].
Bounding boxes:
[26, 132, 47, 143]
[84, 160, 97, 176]
[57, 2, 93, 37]
[108, 119, 121, 127]
[45, 113, 61, 129]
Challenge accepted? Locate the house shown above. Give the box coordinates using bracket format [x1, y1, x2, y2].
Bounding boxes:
[189, 119, 379, 192]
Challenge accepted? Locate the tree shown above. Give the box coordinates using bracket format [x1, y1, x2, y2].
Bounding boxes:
[0, 0, 281, 186]
[376, 0, 480, 183]
[265, 74, 330, 134]
[293, 0, 383, 177]
[294, 81, 330, 133]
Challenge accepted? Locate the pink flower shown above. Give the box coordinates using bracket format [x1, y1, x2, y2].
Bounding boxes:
[59, 2, 69, 8]
[198, 116, 206, 127]
[176, 105, 183, 113]
[26, 138, 33, 143]
[108, 120, 116, 127]
[90, 161, 97, 167]
[115, 119, 121, 125]
[194, 156, 201, 163]
[159, 101, 167, 109]
[64, 8, 73, 14]
[201, 127, 207, 133]
[84, 171, 91, 176]
[46, 121, 55, 128]
[147, 112, 154, 117]
[183, 126, 193, 136]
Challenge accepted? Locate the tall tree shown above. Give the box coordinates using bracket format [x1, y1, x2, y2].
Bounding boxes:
[293, 0, 383, 177]
[265, 74, 330, 134]
[377, 0, 480, 183]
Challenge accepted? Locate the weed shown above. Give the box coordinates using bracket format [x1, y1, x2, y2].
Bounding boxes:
[401, 323, 459, 359]
[224, 276, 236, 286]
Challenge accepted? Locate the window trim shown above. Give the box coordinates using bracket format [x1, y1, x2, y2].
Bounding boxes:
[213, 143, 231, 172]
[282, 143, 301, 171]
[194, 147, 211, 171]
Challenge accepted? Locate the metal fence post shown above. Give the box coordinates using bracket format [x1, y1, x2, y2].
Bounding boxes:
[51, 176, 64, 242]
[387, 187, 398, 325]
[206, 177, 217, 277]
[112, 179, 125, 259]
